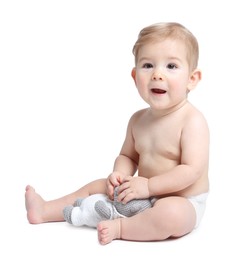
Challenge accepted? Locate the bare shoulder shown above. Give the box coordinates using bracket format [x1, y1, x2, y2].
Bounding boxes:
[184, 103, 209, 133]
[129, 108, 148, 123]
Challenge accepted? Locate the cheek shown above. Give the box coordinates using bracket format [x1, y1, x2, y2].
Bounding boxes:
[135, 77, 149, 96]
[135, 74, 148, 86]
[170, 76, 187, 89]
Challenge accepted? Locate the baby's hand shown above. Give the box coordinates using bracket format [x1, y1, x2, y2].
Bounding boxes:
[106, 171, 124, 200]
[117, 176, 150, 204]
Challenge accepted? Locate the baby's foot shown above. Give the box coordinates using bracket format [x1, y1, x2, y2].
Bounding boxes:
[25, 185, 45, 224]
[97, 219, 121, 245]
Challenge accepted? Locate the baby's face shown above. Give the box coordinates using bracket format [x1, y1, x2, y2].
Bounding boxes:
[132, 39, 193, 112]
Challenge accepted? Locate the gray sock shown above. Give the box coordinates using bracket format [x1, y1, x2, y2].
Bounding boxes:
[113, 187, 152, 217]
[63, 205, 74, 224]
[95, 200, 111, 219]
[73, 198, 83, 207]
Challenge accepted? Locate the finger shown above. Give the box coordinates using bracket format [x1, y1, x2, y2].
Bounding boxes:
[117, 175, 124, 185]
[109, 176, 120, 187]
[118, 188, 132, 203]
[118, 182, 130, 194]
[107, 183, 114, 199]
[121, 192, 135, 204]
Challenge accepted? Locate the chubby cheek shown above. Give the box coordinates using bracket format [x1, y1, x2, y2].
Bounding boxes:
[135, 73, 149, 89]
[135, 80, 148, 96]
[171, 76, 187, 89]
[170, 80, 189, 99]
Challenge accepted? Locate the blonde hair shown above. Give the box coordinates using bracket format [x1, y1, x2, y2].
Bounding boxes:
[132, 22, 199, 71]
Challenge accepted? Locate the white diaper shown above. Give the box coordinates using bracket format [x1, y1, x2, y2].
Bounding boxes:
[187, 192, 209, 228]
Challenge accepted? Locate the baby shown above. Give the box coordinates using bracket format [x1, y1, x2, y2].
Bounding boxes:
[25, 22, 209, 245]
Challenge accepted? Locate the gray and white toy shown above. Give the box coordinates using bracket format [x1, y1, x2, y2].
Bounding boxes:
[63, 187, 154, 228]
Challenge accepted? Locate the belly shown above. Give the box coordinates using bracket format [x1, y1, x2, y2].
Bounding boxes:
[137, 155, 209, 197]
[138, 154, 178, 178]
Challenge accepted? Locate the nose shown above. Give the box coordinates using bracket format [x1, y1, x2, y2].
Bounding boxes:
[152, 70, 164, 81]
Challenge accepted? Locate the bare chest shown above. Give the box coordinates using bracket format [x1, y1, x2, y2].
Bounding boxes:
[133, 118, 182, 160]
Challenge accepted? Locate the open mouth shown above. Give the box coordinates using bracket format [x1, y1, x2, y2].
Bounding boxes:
[151, 88, 166, 94]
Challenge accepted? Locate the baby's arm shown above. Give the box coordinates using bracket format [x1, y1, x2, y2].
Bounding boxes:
[107, 114, 139, 199]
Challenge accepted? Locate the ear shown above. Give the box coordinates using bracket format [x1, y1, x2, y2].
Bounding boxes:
[131, 68, 136, 83]
[187, 69, 202, 91]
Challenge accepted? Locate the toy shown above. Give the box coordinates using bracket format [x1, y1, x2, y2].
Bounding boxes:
[63, 187, 154, 228]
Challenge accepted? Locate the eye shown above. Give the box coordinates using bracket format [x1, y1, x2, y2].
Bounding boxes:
[167, 63, 178, 69]
[142, 63, 153, 69]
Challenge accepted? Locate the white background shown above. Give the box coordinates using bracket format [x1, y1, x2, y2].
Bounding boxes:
[0, 0, 241, 259]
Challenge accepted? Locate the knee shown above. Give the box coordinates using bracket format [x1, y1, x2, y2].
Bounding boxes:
[152, 198, 196, 237]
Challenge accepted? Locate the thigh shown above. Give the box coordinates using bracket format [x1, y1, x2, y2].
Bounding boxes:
[153, 196, 196, 237]
[82, 178, 107, 195]
[73, 178, 107, 198]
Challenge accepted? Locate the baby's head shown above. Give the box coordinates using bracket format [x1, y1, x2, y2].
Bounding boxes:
[132, 22, 199, 72]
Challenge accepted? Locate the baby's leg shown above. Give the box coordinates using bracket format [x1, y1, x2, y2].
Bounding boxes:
[25, 178, 107, 224]
[97, 196, 196, 245]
